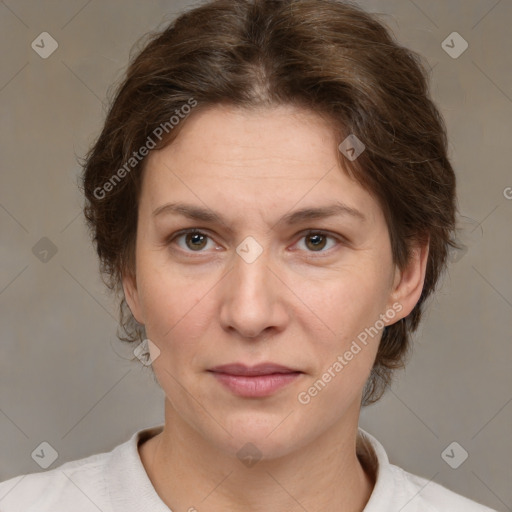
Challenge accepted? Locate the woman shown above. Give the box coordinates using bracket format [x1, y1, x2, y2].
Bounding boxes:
[0, 0, 497, 510]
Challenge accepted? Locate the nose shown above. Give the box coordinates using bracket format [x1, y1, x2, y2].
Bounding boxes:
[218, 243, 289, 340]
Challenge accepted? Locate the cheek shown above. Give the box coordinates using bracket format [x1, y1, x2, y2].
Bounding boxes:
[294, 262, 391, 338]
[136, 258, 217, 352]
[293, 272, 387, 409]
[289, 261, 393, 398]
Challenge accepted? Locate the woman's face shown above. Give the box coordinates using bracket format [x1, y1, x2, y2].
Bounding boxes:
[124, 103, 423, 459]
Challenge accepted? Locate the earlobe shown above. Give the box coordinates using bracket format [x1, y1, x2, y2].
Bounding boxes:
[388, 241, 429, 321]
[122, 271, 145, 324]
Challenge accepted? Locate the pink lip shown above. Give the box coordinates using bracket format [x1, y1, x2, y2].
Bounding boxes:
[208, 363, 303, 398]
[209, 363, 300, 376]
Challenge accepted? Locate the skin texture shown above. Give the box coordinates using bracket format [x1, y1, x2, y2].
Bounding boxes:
[123, 103, 429, 512]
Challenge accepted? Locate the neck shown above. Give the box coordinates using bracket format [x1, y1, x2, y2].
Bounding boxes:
[139, 399, 375, 512]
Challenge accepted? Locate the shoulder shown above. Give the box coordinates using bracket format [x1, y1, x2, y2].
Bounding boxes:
[0, 425, 164, 512]
[357, 427, 497, 512]
[0, 450, 112, 512]
[390, 463, 497, 512]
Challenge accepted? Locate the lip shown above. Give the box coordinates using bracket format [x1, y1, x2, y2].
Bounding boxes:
[208, 363, 303, 398]
[209, 363, 300, 376]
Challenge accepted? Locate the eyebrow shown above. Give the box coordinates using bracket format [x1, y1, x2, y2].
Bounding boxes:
[151, 201, 366, 227]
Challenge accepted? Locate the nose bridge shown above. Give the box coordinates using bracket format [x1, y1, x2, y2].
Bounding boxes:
[219, 235, 286, 338]
[232, 235, 274, 310]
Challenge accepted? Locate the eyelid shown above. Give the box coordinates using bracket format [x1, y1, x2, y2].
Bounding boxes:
[293, 229, 347, 254]
[166, 227, 348, 256]
[165, 228, 220, 253]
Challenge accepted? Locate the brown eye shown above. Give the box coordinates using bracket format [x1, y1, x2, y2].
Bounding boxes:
[168, 229, 215, 253]
[294, 231, 340, 254]
[305, 233, 328, 251]
[184, 232, 208, 251]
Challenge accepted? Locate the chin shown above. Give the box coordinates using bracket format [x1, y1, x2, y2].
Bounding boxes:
[208, 413, 311, 462]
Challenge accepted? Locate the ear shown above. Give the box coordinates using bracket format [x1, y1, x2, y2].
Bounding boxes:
[122, 270, 145, 325]
[387, 239, 429, 322]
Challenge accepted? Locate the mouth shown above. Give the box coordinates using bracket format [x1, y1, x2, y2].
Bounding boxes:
[209, 362, 302, 376]
[207, 363, 303, 397]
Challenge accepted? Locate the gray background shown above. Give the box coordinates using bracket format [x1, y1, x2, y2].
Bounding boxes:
[1, 0, 511, 510]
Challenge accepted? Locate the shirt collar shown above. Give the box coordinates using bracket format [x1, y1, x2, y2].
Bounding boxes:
[356, 427, 397, 511]
[107, 424, 168, 512]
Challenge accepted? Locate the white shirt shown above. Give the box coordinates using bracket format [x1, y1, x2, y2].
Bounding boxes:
[0, 424, 497, 511]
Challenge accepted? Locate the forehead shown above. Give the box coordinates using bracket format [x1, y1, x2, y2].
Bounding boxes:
[140, 104, 379, 224]
[180, 104, 334, 163]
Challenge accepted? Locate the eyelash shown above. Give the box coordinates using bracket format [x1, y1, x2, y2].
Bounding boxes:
[167, 228, 345, 257]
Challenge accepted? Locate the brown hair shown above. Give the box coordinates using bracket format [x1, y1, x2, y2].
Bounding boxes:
[81, 0, 458, 405]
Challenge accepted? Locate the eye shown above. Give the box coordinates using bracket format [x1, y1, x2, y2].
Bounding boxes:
[167, 228, 344, 255]
[295, 230, 340, 253]
[171, 229, 217, 252]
